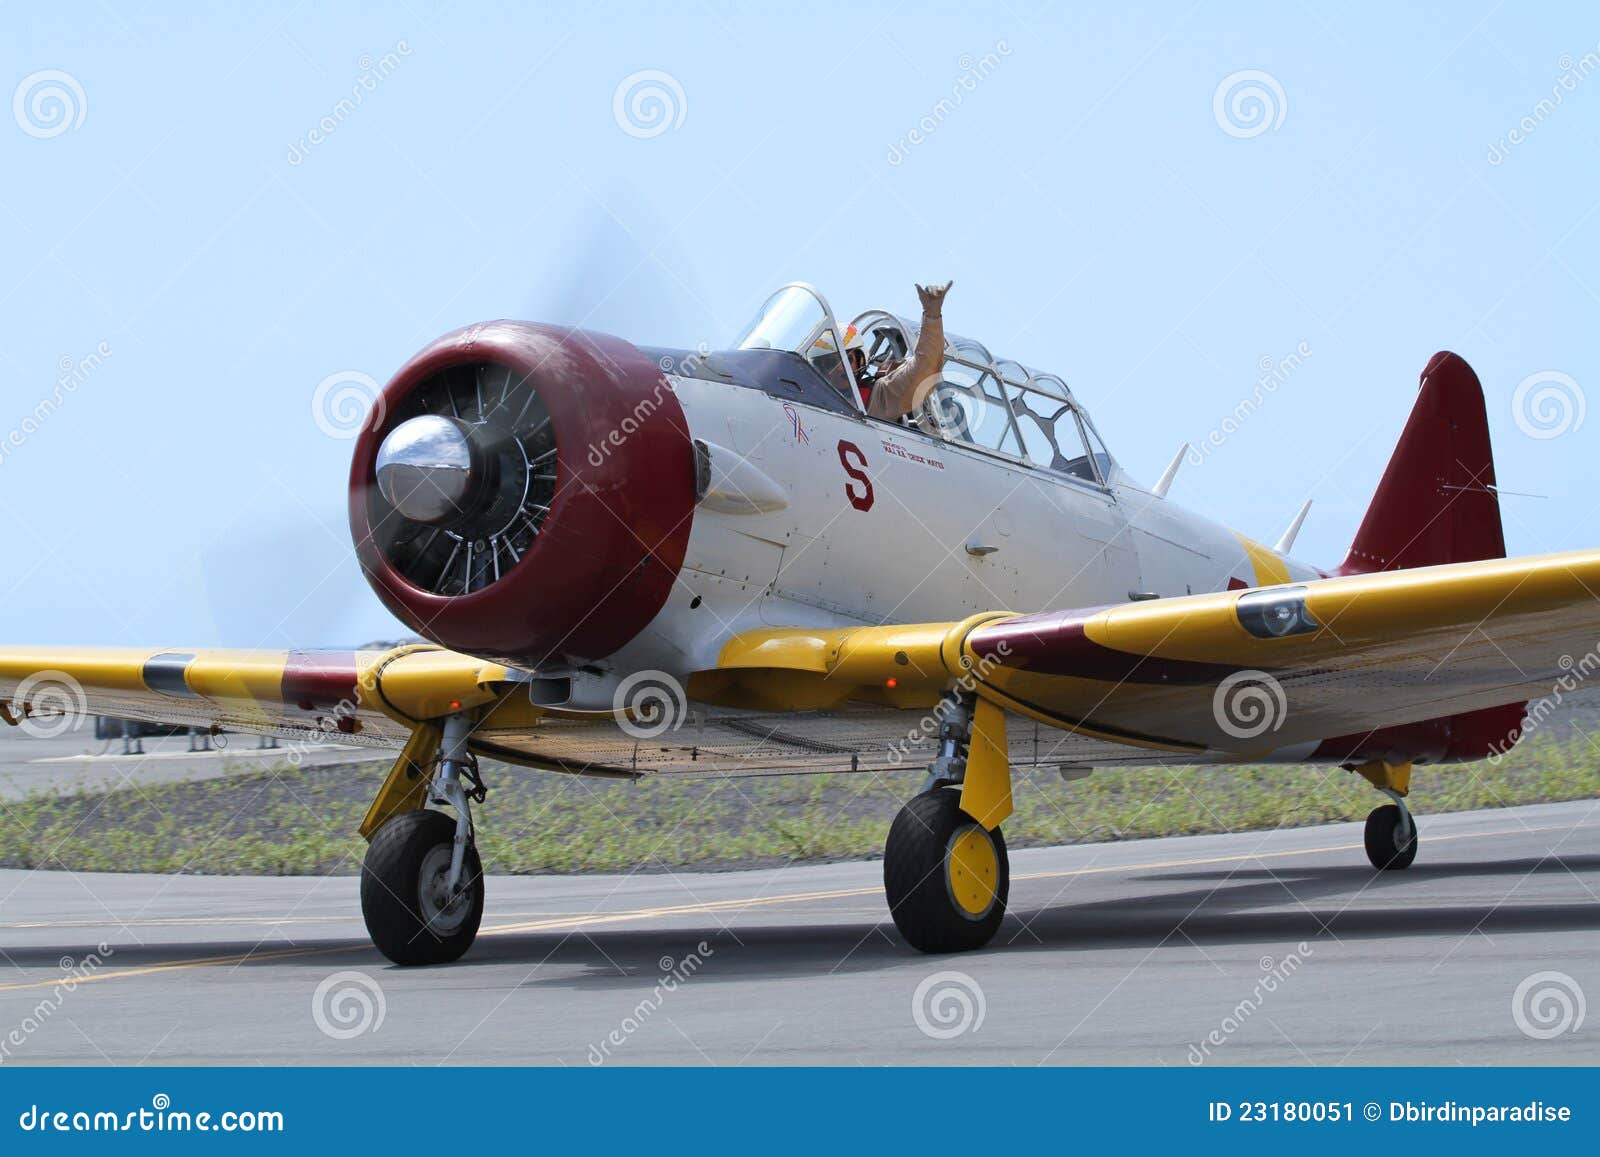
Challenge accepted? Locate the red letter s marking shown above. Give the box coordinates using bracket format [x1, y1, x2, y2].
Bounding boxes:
[837, 440, 874, 512]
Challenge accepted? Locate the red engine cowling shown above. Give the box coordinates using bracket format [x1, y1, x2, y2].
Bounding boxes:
[349, 321, 696, 667]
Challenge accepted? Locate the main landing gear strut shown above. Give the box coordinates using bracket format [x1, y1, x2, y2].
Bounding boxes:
[361, 713, 487, 965]
[883, 690, 1013, 953]
[1355, 760, 1419, 871]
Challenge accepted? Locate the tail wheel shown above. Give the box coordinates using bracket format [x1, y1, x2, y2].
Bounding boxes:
[361, 809, 485, 965]
[1364, 803, 1419, 870]
[884, 789, 1008, 953]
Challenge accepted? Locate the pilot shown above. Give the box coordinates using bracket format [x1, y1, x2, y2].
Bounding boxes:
[851, 281, 952, 421]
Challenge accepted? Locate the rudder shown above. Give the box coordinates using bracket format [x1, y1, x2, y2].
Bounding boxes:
[1338, 351, 1505, 575]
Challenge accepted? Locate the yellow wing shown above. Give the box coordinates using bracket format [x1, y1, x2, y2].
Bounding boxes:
[9, 548, 1596, 786]
[0, 644, 522, 750]
[693, 548, 1600, 763]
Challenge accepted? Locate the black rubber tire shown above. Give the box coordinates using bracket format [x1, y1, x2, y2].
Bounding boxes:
[361, 809, 484, 965]
[884, 789, 1008, 953]
[1364, 803, 1418, 870]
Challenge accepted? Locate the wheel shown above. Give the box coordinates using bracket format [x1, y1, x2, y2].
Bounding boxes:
[361, 809, 484, 965]
[884, 789, 1008, 953]
[1364, 803, 1418, 870]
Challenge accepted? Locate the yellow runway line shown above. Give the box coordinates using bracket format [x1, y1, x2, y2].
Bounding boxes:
[0, 945, 349, 992]
[0, 909, 585, 931]
[0, 915, 351, 930]
[485, 818, 1588, 936]
[0, 817, 1587, 994]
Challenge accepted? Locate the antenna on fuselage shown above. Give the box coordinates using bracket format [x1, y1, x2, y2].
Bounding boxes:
[1274, 499, 1313, 554]
[1152, 443, 1192, 499]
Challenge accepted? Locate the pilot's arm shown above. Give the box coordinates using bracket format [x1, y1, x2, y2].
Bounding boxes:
[867, 282, 951, 420]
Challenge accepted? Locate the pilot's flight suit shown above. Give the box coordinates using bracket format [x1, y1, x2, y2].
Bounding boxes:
[864, 305, 946, 421]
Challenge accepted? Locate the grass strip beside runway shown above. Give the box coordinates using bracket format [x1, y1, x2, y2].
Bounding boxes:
[0, 736, 1594, 876]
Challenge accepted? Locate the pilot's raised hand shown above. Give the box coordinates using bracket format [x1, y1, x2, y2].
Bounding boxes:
[915, 281, 952, 318]
[871, 283, 952, 420]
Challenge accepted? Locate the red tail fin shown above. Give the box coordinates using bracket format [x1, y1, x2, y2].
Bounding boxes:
[1337, 351, 1505, 575]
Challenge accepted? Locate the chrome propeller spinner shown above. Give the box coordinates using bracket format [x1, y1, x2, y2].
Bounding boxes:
[376, 414, 480, 525]
[372, 362, 557, 596]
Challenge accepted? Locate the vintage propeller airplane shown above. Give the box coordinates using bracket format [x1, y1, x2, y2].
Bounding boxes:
[4, 281, 1597, 965]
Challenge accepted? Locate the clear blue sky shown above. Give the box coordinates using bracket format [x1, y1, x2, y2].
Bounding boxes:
[2, 1, 1596, 647]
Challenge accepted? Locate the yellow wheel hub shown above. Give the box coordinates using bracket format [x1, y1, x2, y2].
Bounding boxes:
[945, 826, 999, 918]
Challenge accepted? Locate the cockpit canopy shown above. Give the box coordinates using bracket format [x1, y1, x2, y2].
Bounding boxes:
[734, 283, 1118, 487]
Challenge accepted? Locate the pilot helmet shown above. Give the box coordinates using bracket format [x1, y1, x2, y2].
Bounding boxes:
[811, 323, 864, 356]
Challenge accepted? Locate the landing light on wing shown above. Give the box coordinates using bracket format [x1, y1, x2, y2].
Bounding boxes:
[1235, 585, 1319, 638]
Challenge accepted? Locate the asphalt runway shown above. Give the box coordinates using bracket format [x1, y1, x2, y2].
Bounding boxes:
[0, 725, 392, 801]
[0, 798, 1596, 1065]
